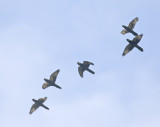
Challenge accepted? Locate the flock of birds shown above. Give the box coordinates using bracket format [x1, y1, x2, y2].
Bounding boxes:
[121, 17, 143, 56]
[29, 17, 143, 114]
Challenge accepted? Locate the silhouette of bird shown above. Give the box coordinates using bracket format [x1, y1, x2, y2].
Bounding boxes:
[77, 61, 95, 78]
[42, 69, 61, 89]
[121, 17, 139, 36]
[29, 97, 49, 114]
[122, 34, 143, 56]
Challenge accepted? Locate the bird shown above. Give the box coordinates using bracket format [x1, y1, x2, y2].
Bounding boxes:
[77, 61, 95, 78]
[42, 69, 61, 89]
[29, 97, 49, 114]
[121, 17, 139, 36]
[122, 34, 143, 56]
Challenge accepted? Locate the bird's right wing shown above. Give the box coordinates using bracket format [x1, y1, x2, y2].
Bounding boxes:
[128, 17, 138, 30]
[29, 103, 39, 114]
[122, 44, 134, 56]
[38, 97, 47, 103]
[42, 83, 50, 89]
[83, 61, 94, 67]
[78, 67, 84, 78]
[50, 69, 60, 82]
[121, 29, 128, 35]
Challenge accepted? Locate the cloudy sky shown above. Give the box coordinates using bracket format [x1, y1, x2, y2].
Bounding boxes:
[1, 0, 160, 127]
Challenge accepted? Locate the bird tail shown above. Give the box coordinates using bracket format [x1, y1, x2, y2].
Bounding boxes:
[135, 45, 143, 52]
[54, 84, 62, 89]
[86, 68, 95, 74]
[41, 104, 49, 110]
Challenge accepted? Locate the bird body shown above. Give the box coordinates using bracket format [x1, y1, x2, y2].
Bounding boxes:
[122, 34, 143, 56]
[29, 97, 49, 114]
[77, 61, 95, 78]
[121, 17, 139, 36]
[42, 69, 61, 89]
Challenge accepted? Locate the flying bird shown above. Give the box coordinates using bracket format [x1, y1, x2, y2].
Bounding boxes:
[42, 69, 61, 89]
[121, 17, 139, 36]
[29, 97, 49, 114]
[122, 34, 143, 56]
[77, 61, 95, 78]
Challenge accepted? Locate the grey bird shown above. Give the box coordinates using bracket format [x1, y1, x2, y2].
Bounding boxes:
[121, 17, 139, 36]
[77, 61, 95, 78]
[122, 34, 143, 56]
[29, 97, 49, 114]
[42, 69, 61, 89]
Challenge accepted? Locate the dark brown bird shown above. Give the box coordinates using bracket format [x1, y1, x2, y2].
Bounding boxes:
[42, 69, 61, 89]
[29, 97, 49, 114]
[122, 34, 143, 56]
[77, 61, 95, 78]
[121, 17, 139, 36]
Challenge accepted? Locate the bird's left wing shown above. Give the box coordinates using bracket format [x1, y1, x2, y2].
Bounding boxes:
[29, 103, 39, 114]
[121, 29, 129, 35]
[78, 67, 84, 78]
[128, 17, 138, 30]
[122, 44, 134, 56]
[42, 83, 50, 89]
[50, 69, 60, 82]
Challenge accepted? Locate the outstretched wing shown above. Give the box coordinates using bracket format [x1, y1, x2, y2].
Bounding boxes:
[38, 97, 47, 103]
[132, 34, 143, 43]
[50, 69, 60, 82]
[121, 29, 129, 35]
[42, 83, 50, 89]
[29, 103, 39, 114]
[83, 61, 94, 67]
[78, 67, 84, 78]
[128, 17, 138, 30]
[122, 44, 134, 56]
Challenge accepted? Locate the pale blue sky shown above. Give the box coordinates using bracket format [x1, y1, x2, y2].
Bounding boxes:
[0, 0, 160, 127]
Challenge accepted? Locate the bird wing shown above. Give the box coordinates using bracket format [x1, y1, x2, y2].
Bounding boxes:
[121, 29, 128, 35]
[122, 44, 134, 56]
[42, 83, 50, 89]
[132, 35, 142, 43]
[38, 97, 47, 103]
[128, 17, 138, 30]
[78, 67, 84, 78]
[29, 103, 39, 114]
[50, 69, 60, 82]
[83, 61, 94, 67]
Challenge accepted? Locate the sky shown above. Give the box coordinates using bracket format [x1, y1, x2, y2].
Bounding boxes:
[0, 0, 160, 127]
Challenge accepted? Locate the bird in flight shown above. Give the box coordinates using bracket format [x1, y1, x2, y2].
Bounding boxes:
[121, 17, 139, 36]
[77, 61, 95, 78]
[42, 69, 61, 89]
[29, 97, 49, 114]
[122, 34, 143, 56]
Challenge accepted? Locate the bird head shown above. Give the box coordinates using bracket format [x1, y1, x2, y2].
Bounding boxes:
[44, 78, 48, 82]
[135, 17, 139, 21]
[140, 33, 143, 37]
[77, 62, 81, 65]
[32, 99, 36, 102]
